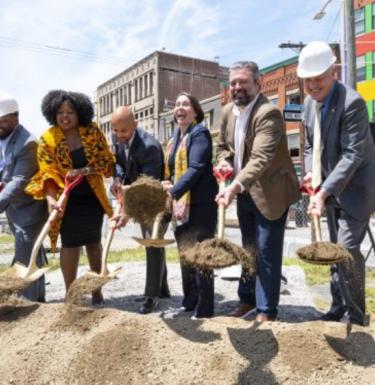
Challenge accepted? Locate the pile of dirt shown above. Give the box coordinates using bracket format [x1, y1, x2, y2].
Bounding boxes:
[123, 176, 167, 223]
[297, 241, 352, 264]
[181, 238, 256, 273]
[0, 276, 30, 302]
[66, 274, 112, 306]
[0, 302, 374, 385]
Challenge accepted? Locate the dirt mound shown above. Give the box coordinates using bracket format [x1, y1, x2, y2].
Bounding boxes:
[296, 242, 352, 264]
[0, 276, 31, 302]
[0, 303, 374, 385]
[181, 238, 256, 273]
[66, 274, 112, 305]
[123, 176, 167, 223]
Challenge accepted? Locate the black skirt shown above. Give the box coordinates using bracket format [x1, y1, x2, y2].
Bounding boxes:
[60, 148, 104, 247]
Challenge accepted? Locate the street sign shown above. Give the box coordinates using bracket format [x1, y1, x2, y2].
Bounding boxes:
[284, 103, 304, 112]
[283, 104, 304, 121]
[283, 111, 303, 121]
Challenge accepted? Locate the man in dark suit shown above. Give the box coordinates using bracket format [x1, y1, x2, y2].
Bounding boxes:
[216, 62, 301, 322]
[0, 93, 48, 301]
[111, 106, 169, 314]
[298, 41, 375, 325]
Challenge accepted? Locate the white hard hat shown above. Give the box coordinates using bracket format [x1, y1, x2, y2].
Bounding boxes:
[297, 41, 336, 78]
[0, 93, 19, 118]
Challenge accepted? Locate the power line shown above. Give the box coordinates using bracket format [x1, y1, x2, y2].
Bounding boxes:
[0, 36, 132, 66]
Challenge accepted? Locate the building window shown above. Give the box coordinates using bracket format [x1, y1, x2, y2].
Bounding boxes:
[356, 55, 366, 82]
[145, 74, 148, 97]
[286, 91, 301, 105]
[269, 96, 279, 106]
[355, 7, 365, 35]
[139, 77, 143, 99]
[150, 72, 154, 95]
[144, 109, 148, 117]
[287, 132, 300, 158]
[134, 79, 138, 101]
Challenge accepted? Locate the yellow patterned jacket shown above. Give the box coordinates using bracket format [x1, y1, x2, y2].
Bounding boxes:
[25, 123, 115, 250]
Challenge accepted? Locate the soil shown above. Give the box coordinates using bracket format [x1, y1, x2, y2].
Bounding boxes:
[182, 238, 256, 274]
[0, 276, 31, 302]
[296, 241, 352, 264]
[66, 274, 112, 306]
[0, 301, 374, 385]
[123, 176, 167, 223]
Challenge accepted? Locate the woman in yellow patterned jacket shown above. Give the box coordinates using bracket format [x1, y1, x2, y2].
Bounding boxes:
[26, 90, 115, 304]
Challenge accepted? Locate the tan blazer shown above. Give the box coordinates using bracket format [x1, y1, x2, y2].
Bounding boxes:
[217, 95, 301, 220]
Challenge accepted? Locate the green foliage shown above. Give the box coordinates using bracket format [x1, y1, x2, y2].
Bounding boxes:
[283, 257, 330, 285]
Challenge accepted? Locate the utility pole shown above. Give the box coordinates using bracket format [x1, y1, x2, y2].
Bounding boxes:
[278, 42, 306, 176]
[341, 0, 357, 88]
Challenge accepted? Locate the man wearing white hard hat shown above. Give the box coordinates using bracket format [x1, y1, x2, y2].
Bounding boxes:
[297, 41, 375, 325]
[0, 93, 48, 301]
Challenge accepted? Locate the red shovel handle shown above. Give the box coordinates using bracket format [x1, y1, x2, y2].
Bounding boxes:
[300, 183, 320, 197]
[64, 174, 84, 194]
[213, 165, 234, 182]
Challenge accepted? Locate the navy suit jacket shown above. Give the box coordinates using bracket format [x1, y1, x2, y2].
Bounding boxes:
[168, 123, 218, 205]
[304, 82, 375, 221]
[114, 128, 164, 184]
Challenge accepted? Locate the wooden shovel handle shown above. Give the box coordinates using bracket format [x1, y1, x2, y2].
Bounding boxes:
[313, 214, 322, 242]
[28, 176, 83, 271]
[217, 180, 226, 239]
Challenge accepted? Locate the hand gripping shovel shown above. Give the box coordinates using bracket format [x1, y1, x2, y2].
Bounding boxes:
[296, 184, 351, 265]
[1, 175, 83, 283]
[132, 210, 175, 248]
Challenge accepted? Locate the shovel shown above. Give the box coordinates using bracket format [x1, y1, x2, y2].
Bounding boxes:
[296, 183, 351, 265]
[181, 166, 255, 273]
[1, 175, 83, 283]
[66, 193, 126, 305]
[132, 210, 175, 248]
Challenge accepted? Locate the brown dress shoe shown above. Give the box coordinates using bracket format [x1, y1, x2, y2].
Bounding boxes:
[228, 303, 255, 317]
[255, 313, 276, 322]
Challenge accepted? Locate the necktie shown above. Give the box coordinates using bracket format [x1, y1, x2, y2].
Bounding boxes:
[311, 102, 323, 189]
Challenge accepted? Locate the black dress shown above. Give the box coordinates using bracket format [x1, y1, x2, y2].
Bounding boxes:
[60, 147, 104, 247]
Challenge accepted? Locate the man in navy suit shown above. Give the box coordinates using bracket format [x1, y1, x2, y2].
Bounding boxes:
[0, 93, 48, 301]
[298, 41, 375, 325]
[111, 106, 170, 314]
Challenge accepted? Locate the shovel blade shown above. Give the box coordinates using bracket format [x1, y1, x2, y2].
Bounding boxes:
[132, 237, 175, 248]
[0, 263, 49, 282]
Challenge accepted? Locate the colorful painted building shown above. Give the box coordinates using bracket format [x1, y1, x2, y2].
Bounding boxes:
[354, 0, 375, 122]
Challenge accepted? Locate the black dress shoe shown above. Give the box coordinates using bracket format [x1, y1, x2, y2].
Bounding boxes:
[320, 312, 342, 322]
[141, 297, 159, 314]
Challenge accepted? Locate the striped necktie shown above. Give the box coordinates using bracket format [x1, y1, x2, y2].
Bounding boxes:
[311, 102, 323, 190]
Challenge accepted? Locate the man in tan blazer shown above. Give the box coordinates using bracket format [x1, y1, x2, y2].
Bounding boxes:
[216, 61, 300, 322]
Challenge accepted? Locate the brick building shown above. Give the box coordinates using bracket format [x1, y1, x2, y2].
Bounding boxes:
[95, 51, 228, 146]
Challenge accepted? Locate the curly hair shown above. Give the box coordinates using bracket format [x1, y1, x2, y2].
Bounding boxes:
[41, 90, 94, 127]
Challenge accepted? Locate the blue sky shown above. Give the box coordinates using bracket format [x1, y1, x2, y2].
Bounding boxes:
[0, 0, 342, 136]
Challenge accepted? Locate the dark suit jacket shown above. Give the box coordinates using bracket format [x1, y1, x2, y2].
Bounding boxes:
[114, 128, 164, 184]
[168, 123, 218, 205]
[304, 81, 375, 221]
[217, 95, 300, 220]
[0, 125, 47, 228]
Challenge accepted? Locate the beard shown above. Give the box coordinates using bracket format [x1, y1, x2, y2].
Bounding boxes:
[231, 89, 256, 107]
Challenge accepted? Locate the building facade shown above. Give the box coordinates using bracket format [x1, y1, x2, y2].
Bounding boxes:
[95, 51, 228, 146]
[354, 0, 375, 122]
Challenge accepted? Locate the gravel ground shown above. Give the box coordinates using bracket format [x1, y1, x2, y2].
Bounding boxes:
[44, 261, 322, 322]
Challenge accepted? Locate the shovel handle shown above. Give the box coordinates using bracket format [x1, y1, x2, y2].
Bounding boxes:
[312, 214, 322, 242]
[28, 175, 84, 271]
[151, 212, 163, 240]
[217, 180, 226, 239]
[100, 200, 124, 276]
